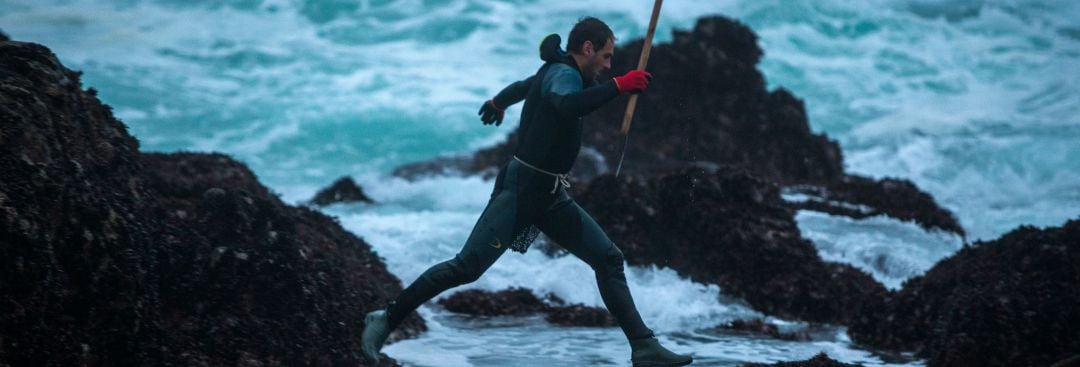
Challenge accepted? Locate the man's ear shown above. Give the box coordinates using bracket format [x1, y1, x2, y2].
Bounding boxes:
[582, 40, 594, 56]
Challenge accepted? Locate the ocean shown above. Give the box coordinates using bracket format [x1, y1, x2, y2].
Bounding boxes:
[4, 0, 1078, 365]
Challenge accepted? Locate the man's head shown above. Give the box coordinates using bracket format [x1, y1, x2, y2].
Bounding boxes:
[567, 17, 615, 80]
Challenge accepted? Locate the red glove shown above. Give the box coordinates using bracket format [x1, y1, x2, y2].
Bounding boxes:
[613, 70, 653, 94]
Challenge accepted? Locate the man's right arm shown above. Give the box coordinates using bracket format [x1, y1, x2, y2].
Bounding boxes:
[479, 75, 536, 126]
[492, 75, 536, 110]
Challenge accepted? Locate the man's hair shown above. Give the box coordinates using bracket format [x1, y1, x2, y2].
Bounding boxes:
[567, 17, 615, 54]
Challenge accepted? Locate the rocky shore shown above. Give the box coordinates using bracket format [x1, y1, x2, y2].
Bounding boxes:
[5, 11, 1076, 366]
[0, 39, 420, 365]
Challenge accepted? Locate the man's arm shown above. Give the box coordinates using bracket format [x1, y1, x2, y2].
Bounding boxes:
[492, 75, 536, 110]
[480, 75, 536, 126]
[542, 65, 619, 118]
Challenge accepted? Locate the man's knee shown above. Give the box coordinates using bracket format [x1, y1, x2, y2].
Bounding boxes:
[595, 244, 625, 274]
[422, 253, 486, 286]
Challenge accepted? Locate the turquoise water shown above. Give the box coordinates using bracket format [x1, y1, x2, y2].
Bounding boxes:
[4, 0, 1078, 365]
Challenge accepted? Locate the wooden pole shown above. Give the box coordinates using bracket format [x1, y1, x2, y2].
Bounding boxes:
[620, 0, 663, 134]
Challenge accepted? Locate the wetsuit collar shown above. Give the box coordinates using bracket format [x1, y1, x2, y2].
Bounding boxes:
[563, 54, 598, 87]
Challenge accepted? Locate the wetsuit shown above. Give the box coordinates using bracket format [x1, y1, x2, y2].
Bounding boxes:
[385, 43, 655, 341]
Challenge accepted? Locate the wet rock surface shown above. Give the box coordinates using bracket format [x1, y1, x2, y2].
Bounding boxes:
[849, 219, 1080, 367]
[786, 175, 965, 236]
[310, 176, 375, 206]
[709, 318, 809, 341]
[438, 288, 615, 327]
[0, 39, 421, 366]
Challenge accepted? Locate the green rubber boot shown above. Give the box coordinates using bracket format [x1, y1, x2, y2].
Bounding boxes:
[630, 337, 693, 367]
[360, 310, 392, 364]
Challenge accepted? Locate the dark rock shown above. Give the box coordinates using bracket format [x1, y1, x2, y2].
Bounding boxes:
[709, 318, 808, 341]
[740, 353, 862, 367]
[849, 219, 1080, 367]
[0, 39, 421, 366]
[310, 176, 375, 206]
[786, 175, 965, 236]
[575, 167, 888, 325]
[1, 39, 159, 367]
[141, 152, 426, 363]
[437, 287, 549, 317]
[1052, 355, 1080, 367]
[438, 288, 614, 327]
[586, 17, 841, 185]
[544, 304, 616, 327]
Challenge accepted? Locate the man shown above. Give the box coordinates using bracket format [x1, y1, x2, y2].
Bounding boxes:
[361, 17, 693, 367]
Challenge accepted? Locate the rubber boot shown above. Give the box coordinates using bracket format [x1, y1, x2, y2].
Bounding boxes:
[630, 337, 693, 367]
[360, 310, 392, 364]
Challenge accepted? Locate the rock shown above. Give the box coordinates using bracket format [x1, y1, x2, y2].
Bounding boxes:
[310, 176, 375, 206]
[437, 288, 614, 327]
[1, 39, 158, 366]
[0, 39, 422, 365]
[437, 287, 549, 317]
[575, 167, 888, 325]
[740, 353, 861, 367]
[544, 304, 615, 327]
[141, 152, 426, 364]
[849, 219, 1080, 367]
[708, 318, 808, 341]
[786, 175, 965, 236]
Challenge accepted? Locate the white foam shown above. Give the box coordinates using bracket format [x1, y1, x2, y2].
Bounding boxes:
[794, 211, 965, 290]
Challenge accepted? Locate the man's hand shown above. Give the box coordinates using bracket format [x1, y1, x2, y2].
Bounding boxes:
[478, 99, 505, 126]
[613, 70, 653, 94]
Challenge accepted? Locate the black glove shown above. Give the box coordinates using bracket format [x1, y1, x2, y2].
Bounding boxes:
[478, 99, 505, 126]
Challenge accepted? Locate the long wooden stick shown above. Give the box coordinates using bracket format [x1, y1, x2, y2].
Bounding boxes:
[620, 0, 663, 134]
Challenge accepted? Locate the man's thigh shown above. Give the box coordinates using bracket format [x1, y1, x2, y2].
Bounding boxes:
[536, 199, 616, 266]
[454, 189, 516, 273]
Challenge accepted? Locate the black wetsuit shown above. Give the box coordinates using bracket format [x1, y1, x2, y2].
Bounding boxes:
[385, 49, 654, 341]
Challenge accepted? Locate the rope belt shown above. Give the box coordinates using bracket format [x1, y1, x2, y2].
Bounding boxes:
[513, 156, 570, 194]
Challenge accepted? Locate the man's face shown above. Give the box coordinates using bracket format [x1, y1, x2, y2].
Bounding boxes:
[583, 38, 614, 80]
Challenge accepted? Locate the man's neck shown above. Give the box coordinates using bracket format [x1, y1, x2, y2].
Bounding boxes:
[569, 53, 588, 81]
[570, 53, 587, 70]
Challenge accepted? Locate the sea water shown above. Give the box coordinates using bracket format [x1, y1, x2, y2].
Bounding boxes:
[5, 0, 1078, 365]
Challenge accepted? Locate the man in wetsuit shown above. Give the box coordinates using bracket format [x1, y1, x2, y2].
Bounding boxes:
[361, 17, 693, 367]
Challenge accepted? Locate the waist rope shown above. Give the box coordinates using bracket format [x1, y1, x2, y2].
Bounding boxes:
[513, 156, 570, 194]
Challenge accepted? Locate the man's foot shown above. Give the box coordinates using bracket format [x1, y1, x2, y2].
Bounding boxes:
[630, 337, 693, 367]
[360, 310, 392, 364]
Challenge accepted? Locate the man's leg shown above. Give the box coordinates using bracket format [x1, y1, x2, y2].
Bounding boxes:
[361, 190, 513, 363]
[536, 197, 692, 366]
[535, 198, 654, 341]
[386, 191, 512, 326]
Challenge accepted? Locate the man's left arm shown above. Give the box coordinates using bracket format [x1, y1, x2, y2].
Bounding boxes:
[543, 66, 619, 118]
